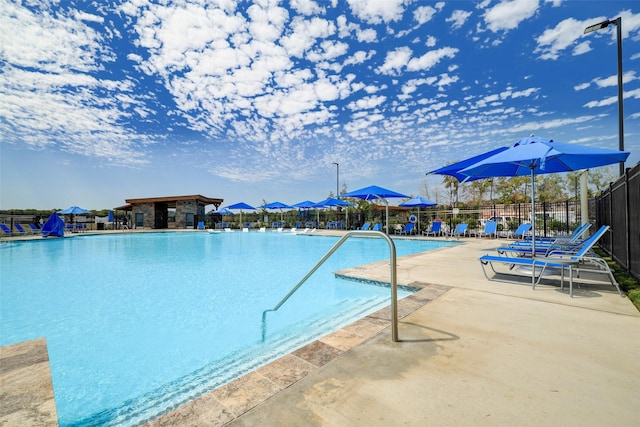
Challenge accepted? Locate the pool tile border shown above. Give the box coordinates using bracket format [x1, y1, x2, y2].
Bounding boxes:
[0, 338, 58, 426]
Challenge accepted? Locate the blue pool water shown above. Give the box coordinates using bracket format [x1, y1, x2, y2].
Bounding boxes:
[0, 232, 455, 425]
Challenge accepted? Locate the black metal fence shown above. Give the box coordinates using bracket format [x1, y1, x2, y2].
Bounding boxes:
[593, 163, 640, 280]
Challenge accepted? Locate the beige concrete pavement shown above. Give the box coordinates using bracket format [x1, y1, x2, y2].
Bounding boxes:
[229, 236, 639, 426]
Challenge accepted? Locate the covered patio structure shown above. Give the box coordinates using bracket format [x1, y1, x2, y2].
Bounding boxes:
[119, 195, 223, 229]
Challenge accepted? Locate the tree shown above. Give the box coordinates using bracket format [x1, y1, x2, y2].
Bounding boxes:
[442, 175, 459, 207]
[536, 175, 566, 203]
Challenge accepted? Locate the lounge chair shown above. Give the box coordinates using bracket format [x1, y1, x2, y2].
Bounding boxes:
[28, 224, 41, 232]
[449, 223, 468, 239]
[13, 224, 30, 235]
[360, 222, 371, 230]
[476, 221, 497, 239]
[1, 224, 13, 236]
[507, 223, 531, 239]
[242, 228, 249, 232]
[197, 221, 205, 230]
[479, 225, 619, 297]
[371, 223, 382, 231]
[498, 223, 593, 257]
[423, 221, 442, 237]
[395, 223, 415, 235]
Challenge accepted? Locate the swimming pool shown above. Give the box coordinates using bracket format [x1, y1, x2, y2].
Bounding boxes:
[0, 232, 456, 425]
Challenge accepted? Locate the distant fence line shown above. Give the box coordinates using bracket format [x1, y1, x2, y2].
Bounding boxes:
[593, 162, 640, 280]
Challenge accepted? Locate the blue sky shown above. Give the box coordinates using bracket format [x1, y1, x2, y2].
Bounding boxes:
[1, 0, 638, 211]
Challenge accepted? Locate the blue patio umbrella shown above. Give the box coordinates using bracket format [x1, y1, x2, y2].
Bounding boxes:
[259, 201, 292, 223]
[291, 200, 316, 208]
[313, 197, 355, 229]
[226, 202, 256, 210]
[225, 202, 255, 226]
[427, 147, 509, 182]
[59, 205, 91, 214]
[291, 200, 317, 225]
[340, 185, 408, 233]
[459, 135, 630, 253]
[399, 196, 437, 233]
[59, 205, 91, 229]
[214, 208, 234, 215]
[107, 210, 115, 223]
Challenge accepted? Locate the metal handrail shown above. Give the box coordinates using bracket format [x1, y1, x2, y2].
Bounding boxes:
[261, 230, 399, 342]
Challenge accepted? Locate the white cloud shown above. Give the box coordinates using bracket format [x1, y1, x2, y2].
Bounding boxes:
[413, 6, 437, 25]
[534, 17, 589, 60]
[572, 41, 592, 56]
[447, 10, 472, 30]
[343, 50, 375, 66]
[376, 46, 413, 75]
[346, 0, 409, 25]
[347, 95, 387, 111]
[483, 0, 539, 33]
[407, 47, 459, 72]
[290, 0, 325, 16]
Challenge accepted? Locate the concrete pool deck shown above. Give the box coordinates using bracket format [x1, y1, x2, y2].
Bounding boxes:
[1, 231, 638, 426]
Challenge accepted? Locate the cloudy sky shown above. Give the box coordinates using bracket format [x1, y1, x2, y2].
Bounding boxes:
[1, 0, 639, 210]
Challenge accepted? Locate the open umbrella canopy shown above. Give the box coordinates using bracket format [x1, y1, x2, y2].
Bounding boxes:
[427, 146, 508, 182]
[225, 202, 255, 210]
[459, 135, 630, 252]
[459, 136, 630, 179]
[214, 208, 234, 215]
[399, 196, 437, 208]
[340, 185, 408, 201]
[259, 201, 292, 209]
[399, 196, 437, 233]
[59, 205, 91, 214]
[107, 210, 115, 222]
[313, 197, 354, 208]
[291, 200, 316, 208]
[340, 185, 408, 233]
[259, 201, 292, 223]
[224, 202, 255, 227]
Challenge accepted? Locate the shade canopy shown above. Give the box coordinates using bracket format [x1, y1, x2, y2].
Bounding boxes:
[225, 202, 256, 210]
[214, 208, 234, 215]
[313, 197, 354, 208]
[399, 196, 437, 208]
[459, 135, 630, 253]
[340, 185, 408, 200]
[340, 185, 408, 233]
[427, 147, 508, 182]
[459, 136, 630, 179]
[59, 205, 91, 214]
[291, 200, 316, 208]
[224, 202, 255, 226]
[399, 196, 436, 233]
[259, 201, 292, 209]
[107, 210, 115, 222]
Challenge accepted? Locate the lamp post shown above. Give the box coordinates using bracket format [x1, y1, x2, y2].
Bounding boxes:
[332, 162, 339, 197]
[584, 17, 624, 176]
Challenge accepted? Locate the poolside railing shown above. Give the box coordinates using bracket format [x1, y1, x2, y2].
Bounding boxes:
[261, 230, 399, 342]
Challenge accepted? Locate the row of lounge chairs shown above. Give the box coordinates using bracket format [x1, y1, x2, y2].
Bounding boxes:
[1, 223, 42, 236]
[479, 224, 621, 298]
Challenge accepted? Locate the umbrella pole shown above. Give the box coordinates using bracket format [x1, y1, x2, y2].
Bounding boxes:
[530, 168, 536, 254]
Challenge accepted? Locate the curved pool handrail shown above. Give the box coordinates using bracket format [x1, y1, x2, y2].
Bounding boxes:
[261, 230, 399, 342]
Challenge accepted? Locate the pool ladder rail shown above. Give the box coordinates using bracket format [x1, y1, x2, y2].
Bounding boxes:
[261, 230, 399, 342]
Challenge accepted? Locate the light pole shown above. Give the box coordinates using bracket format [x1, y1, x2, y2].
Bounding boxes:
[332, 162, 339, 197]
[584, 17, 625, 176]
